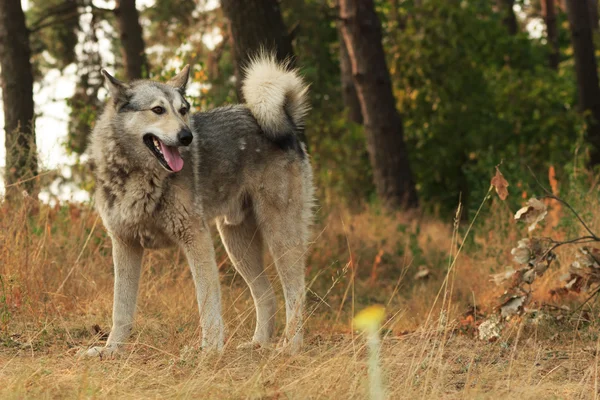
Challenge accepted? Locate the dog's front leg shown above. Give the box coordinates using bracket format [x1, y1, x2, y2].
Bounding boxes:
[182, 228, 224, 351]
[87, 238, 143, 358]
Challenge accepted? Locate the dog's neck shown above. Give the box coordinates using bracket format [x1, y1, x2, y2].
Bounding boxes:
[91, 113, 172, 216]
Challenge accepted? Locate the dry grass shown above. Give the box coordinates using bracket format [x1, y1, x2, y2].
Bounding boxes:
[1, 192, 600, 399]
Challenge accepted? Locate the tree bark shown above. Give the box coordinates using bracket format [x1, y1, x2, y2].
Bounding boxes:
[497, 0, 518, 35]
[0, 0, 37, 197]
[543, 0, 560, 69]
[337, 25, 362, 124]
[221, 0, 294, 102]
[339, 0, 418, 209]
[589, 0, 599, 31]
[567, 0, 600, 165]
[115, 0, 148, 80]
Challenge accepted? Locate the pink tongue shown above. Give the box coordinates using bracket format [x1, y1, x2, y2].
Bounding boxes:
[159, 141, 184, 172]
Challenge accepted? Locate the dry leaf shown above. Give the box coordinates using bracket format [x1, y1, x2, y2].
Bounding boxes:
[565, 276, 581, 291]
[500, 295, 526, 317]
[414, 268, 431, 280]
[568, 247, 600, 290]
[490, 268, 517, 286]
[511, 239, 532, 264]
[522, 269, 536, 284]
[532, 253, 555, 276]
[514, 198, 547, 232]
[491, 167, 509, 200]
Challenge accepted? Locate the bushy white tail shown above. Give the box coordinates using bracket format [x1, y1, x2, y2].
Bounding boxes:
[242, 53, 310, 139]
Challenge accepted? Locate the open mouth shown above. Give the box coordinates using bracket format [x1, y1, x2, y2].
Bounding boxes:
[143, 134, 184, 172]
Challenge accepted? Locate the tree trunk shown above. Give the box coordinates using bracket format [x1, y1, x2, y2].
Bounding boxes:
[338, 25, 362, 124]
[543, 0, 560, 69]
[567, 0, 600, 165]
[497, 0, 518, 35]
[0, 0, 37, 198]
[339, 0, 418, 209]
[221, 0, 294, 102]
[115, 0, 148, 80]
[589, 0, 599, 31]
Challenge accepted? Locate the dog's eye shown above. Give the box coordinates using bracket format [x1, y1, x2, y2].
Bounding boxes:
[179, 108, 187, 116]
[151, 106, 165, 115]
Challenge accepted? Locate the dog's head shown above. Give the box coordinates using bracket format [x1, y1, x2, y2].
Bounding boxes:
[101, 67, 193, 173]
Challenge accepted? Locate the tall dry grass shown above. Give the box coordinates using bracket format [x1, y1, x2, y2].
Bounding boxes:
[1, 188, 600, 398]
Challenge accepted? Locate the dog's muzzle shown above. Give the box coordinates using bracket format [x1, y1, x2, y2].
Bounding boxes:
[178, 129, 193, 146]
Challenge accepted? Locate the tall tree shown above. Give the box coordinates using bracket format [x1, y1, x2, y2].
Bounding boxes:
[498, 0, 518, 35]
[589, 0, 599, 31]
[543, 0, 559, 69]
[0, 0, 37, 197]
[115, 0, 148, 80]
[338, 27, 362, 124]
[339, 0, 418, 209]
[220, 0, 294, 101]
[566, 0, 600, 165]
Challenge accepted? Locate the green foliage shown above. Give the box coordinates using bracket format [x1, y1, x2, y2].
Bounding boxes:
[308, 111, 375, 207]
[66, 91, 101, 156]
[27, 0, 79, 71]
[283, 0, 340, 109]
[386, 0, 585, 215]
[144, 0, 196, 30]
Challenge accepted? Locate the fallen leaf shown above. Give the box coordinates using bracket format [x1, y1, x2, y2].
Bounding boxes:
[500, 295, 527, 317]
[490, 268, 517, 286]
[568, 247, 600, 289]
[522, 269, 536, 284]
[532, 253, 555, 276]
[511, 239, 532, 264]
[491, 167, 509, 200]
[514, 198, 548, 232]
[414, 268, 431, 280]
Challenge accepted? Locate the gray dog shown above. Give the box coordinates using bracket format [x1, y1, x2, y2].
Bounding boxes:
[86, 54, 314, 357]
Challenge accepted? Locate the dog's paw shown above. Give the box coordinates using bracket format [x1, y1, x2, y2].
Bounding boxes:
[81, 345, 120, 360]
[277, 335, 303, 355]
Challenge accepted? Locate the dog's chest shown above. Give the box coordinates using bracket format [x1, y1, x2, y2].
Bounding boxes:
[97, 169, 176, 245]
[104, 202, 176, 249]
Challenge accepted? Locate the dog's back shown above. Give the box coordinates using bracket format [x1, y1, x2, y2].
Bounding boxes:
[189, 54, 313, 228]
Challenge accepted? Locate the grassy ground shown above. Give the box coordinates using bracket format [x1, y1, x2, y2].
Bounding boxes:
[1, 193, 600, 398]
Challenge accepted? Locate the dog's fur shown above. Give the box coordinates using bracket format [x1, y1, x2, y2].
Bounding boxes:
[86, 55, 314, 357]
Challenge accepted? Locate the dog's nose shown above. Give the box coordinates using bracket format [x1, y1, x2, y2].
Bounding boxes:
[178, 129, 193, 146]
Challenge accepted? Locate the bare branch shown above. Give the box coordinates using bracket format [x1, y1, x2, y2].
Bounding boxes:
[527, 166, 600, 240]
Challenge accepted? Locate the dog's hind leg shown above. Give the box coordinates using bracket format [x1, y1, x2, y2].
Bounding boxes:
[217, 214, 276, 346]
[266, 230, 307, 353]
[86, 238, 143, 358]
[256, 208, 309, 354]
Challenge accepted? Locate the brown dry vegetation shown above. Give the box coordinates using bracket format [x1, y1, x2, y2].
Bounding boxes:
[2, 189, 600, 399]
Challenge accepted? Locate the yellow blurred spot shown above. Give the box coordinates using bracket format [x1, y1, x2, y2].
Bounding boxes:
[353, 305, 385, 332]
[194, 70, 206, 81]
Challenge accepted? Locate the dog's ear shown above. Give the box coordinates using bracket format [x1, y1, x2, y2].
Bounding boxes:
[167, 65, 190, 93]
[101, 69, 129, 102]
